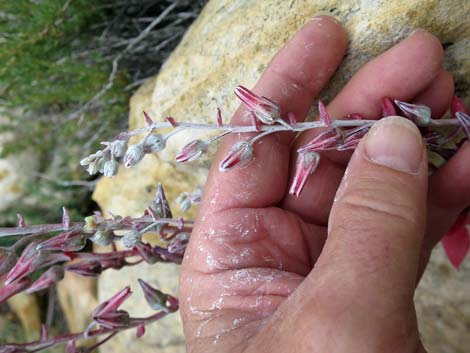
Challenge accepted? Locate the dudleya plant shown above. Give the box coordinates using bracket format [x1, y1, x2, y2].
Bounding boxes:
[0, 84, 469, 352]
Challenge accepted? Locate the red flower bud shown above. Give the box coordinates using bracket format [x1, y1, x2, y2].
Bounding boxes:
[26, 266, 64, 294]
[289, 152, 320, 197]
[394, 100, 431, 124]
[234, 85, 280, 124]
[297, 129, 340, 153]
[318, 100, 332, 127]
[175, 139, 208, 163]
[442, 210, 470, 270]
[381, 97, 397, 117]
[219, 141, 254, 172]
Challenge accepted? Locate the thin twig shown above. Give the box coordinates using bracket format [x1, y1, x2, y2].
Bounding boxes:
[66, 2, 179, 121]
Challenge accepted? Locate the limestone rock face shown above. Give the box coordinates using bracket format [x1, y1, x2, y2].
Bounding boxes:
[0, 114, 39, 213]
[93, 1, 470, 352]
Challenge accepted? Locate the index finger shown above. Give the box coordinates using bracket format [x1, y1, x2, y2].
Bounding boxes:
[200, 16, 348, 214]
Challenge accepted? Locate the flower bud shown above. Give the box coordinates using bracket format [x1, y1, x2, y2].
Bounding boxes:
[168, 232, 190, 256]
[289, 152, 320, 197]
[0, 249, 18, 277]
[86, 161, 99, 175]
[79, 155, 93, 166]
[37, 231, 86, 252]
[90, 230, 115, 246]
[5, 242, 47, 285]
[26, 266, 64, 294]
[381, 97, 397, 117]
[176, 192, 191, 212]
[94, 286, 132, 317]
[143, 134, 165, 153]
[318, 100, 332, 127]
[394, 100, 431, 124]
[297, 129, 340, 153]
[94, 310, 130, 329]
[175, 139, 207, 163]
[103, 159, 119, 177]
[123, 144, 144, 168]
[121, 230, 142, 248]
[138, 279, 170, 312]
[152, 183, 172, 218]
[83, 215, 98, 233]
[112, 140, 128, 158]
[66, 261, 102, 277]
[234, 85, 280, 124]
[0, 277, 30, 305]
[219, 141, 254, 172]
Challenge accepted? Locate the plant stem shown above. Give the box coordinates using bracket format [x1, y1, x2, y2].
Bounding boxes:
[130, 118, 461, 138]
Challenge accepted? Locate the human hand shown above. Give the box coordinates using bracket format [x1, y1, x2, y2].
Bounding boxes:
[180, 16, 470, 353]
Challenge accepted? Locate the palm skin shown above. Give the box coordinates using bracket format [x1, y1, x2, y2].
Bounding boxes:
[180, 16, 470, 353]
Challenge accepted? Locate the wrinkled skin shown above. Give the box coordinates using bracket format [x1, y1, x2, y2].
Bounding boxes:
[180, 16, 470, 353]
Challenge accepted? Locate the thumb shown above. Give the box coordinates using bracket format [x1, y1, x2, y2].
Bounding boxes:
[318, 116, 428, 319]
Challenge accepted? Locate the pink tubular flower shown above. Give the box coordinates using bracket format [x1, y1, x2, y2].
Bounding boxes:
[66, 260, 102, 277]
[234, 85, 280, 124]
[168, 232, 190, 256]
[219, 141, 254, 172]
[337, 123, 373, 151]
[297, 129, 340, 153]
[394, 100, 431, 124]
[138, 279, 178, 312]
[175, 139, 208, 163]
[5, 242, 46, 285]
[26, 266, 64, 294]
[318, 100, 332, 127]
[289, 152, 320, 197]
[94, 311, 130, 329]
[216, 108, 223, 126]
[0, 277, 30, 305]
[93, 286, 132, 318]
[0, 249, 17, 277]
[36, 230, 86, 252]
[381, 97, 397, 117]
[442, 211, 470, 270]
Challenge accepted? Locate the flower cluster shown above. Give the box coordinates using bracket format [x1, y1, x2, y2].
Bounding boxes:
[76, 84, 470, 271]
[81, 86, 469, 192]
[1, 85, 469, 352]
[0, 280, 178, 353]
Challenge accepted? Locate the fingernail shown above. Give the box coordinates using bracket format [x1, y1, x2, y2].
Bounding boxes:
[409, 28, 426, 36]
[364, 116, 424, 174]
[310, 13, 342, 25]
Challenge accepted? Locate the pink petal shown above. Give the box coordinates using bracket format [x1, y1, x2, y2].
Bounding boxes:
[136, 325, 146, 338]
[318, 100, 332, 127]
[216, 108, 223, 126]
[442, 211, 470, 270]
[166, 116, 177, 127]
[381, 97, 397, 117]
[143, 111, 154, 126]
[289, 152, 320, 197]
[297, 129, 340, 153]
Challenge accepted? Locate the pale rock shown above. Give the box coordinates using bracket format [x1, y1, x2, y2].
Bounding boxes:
[93, 1, 470, 352]
[0, 114, 39, 212]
